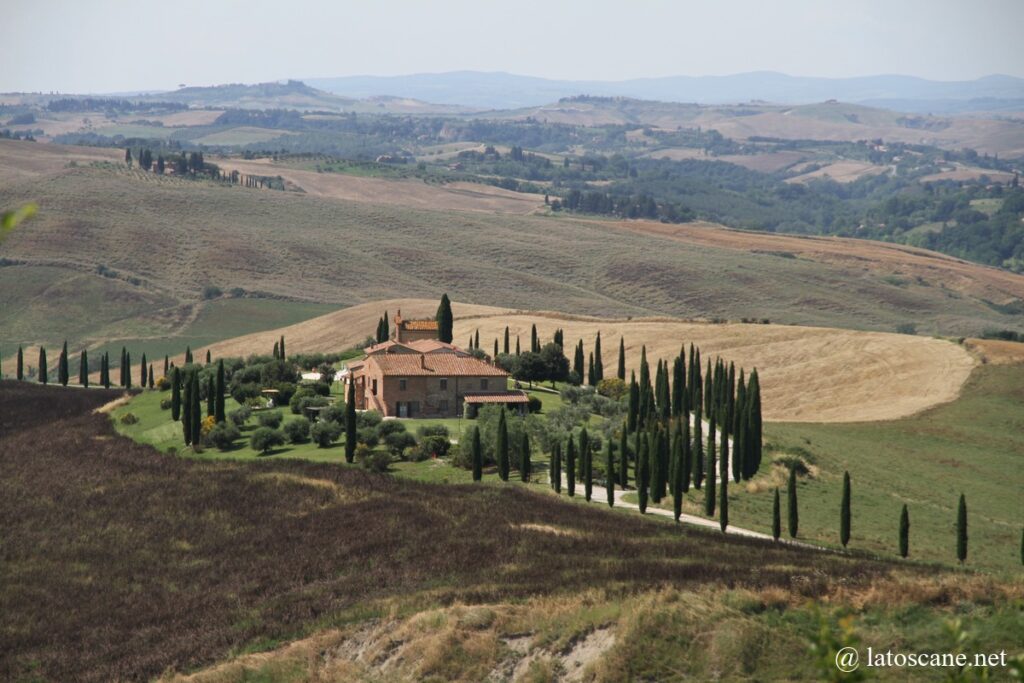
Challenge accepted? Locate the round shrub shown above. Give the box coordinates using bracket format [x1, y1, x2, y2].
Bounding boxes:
[310, 419, 342, 448]
[384, 430, 417, 456]
[417, 424, 449, 439]
[119, 412, 139, 425]
[292, 393, 329, 415]
[357, 410, 382, 429]
[228, 406, 252, 427]
[527, 396, 542, 414]
[159, 398, 173, 410]
[412, 434, 451, 461]
[359, 446, 390, 473]
[250, 427, 285, 454]
[376, 420, 407, 438]
[356, 427, 379, 448]
[322, 402, 345, 423]
[205, 421, 240, 451]
[156, 375, 171, 391]
[258, 411, 283, 429]
[283, 417, 311, 444]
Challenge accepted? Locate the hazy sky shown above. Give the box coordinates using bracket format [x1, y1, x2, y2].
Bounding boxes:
[3, 0, 1022, 93]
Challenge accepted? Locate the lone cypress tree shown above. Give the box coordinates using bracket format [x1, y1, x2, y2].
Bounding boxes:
[503, 326, 510, 355]
[148, 364, 154, 389]
[627, 371, 639, 432]
[618, 423, 626, 489]
[190, 372, 201, 448]
[605, 439, 614, 507]
[38, 347, 47, 384]
[956, 493, 968, 565]
[215, 359, 226, 422]
[58, 341, 69, 386]
[617, 337, 626, 381]
[79, 349, 88, 387]
[140, 352, 148, 388]
[493, 338, 498, 358]
[185, 345, 193, 364]
[637, 433, 649, 514]
[899, 504, 910, 558]
[550, 441, 561, 493]
[17, 346, 23, 380]
[496, 408, 509, 481]
[182, 371, 193, 444]
[436, 294, 454, 343]
[840, 471, 851, 548]
[520, 432, 531, 482]
[471, 426, 483, 481]
[164, 355, 169, 376]
[101, 352, 110, 388]
[580, 427, 592, 501]
[772, 488, 781, 541]
[205, 349, 211, 365]
[124, 352, 131, 389]
[593, 332, 603, 382]
[719, 470, 728, 533]
[565, 434, 576, 497]
[118, 347, 126, 387]
[515, 336, 520, 355]
[788, 466, 799, 539]
[345, 380, 357, 463]
[170, 367, 181, 421]
[530, 324, 538, 353]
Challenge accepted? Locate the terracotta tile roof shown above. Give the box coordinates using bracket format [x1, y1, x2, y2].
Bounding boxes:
[364, 340, 416, 354]
[405, 339, 468, 355]
[400, 319, 438, 331]
[462, 391, 529, 404]
[367, 353, 508, 377]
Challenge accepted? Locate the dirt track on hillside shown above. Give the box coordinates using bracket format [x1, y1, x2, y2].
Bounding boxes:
[185, 298, 977, 423]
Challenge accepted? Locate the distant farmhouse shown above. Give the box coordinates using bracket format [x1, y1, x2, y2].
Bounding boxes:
[345, 310, 528, 418]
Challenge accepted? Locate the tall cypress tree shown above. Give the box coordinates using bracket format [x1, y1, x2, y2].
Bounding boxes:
[164, 355, 169, 376]
[733, 371, 746, 479]
[58, 341, 69, 386]
[101, 352, 110, 388]
[503, 326, 510, 355]
[550, 441, 561, 493]
[471, 426, 482, 481]
[618, 424, 629, 488]
[587, 352, 596, 386]
[124, 352, 131, 388]
[520, 432, 531, 482]
[79, 349, 88, 387]
[119, 347, 126, 387]
[148, 364, 154, 389]
[637, 433, 649, 514]
[748, 369, 763, 476]
[705, 412, 716, 516]
[206, 374, 215, 417]
[565, 434, 576, 497]
[722, 419, 734, 485]
[185, 345, 193, 364]
[16, 346, 23, 380]
[273, 341, 280, 359]
[38, 347, 47, 384]
[772, 489, 781, 541]
[899, 504, 910, 558]
[279, 335, 286, 359]
[788, 466, 799, 538]
[205, 349, 211, 365]
[140, 352, 148, 388]
[580, 427, 592, 500]
[637, 346, 650, 427]
[692, 401, 704, 490]
[170, 367, 181, 421]
[840, 471, 851, 548]
[515, 336, 520, 355]
[719, 468, 728, 533]
[345, 379, 357, 463]
[617, 337, 626, 381]
[190, 371, 201, 447]
[593, 332, 603, 382]
[956, 493, 968, 564]
[436, 294, 454, 343]
[605, 438, 614, 507]
[672, 355, 685, 418]
[474, 329, 480, 350]
[530, 324, 538, 353]
[182, 370, 193, 444]
[671, 425, 683, 522]
[681, 417, 691, 493]
[493, 338, 498, 358]
[627, 371, 639, 432]
[215, 359, 225, 422]
[496, 408, 509, 481]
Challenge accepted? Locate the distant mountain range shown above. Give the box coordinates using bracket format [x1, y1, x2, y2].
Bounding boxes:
[305, 71, 1024, 113]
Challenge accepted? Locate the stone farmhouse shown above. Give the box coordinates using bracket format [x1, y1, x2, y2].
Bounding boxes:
[345, 310, 528, 418]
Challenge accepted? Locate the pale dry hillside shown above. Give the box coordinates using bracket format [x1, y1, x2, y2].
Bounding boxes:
[185, 299, 976, 423]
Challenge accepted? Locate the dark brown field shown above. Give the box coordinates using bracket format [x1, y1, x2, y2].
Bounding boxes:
[0, 381, 908, 682]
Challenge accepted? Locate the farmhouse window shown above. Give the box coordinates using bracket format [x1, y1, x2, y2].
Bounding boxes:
[440, 378, 448, 390]
[480, 379, 489, 390]
[399, 379, 407, 391]
[371, 379, 378, 395]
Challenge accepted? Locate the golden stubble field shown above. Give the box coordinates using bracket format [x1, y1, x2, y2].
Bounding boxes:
[185, 298, 977, 423]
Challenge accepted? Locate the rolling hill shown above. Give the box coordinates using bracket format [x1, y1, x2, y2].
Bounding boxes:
[1, 139, 1022, 353]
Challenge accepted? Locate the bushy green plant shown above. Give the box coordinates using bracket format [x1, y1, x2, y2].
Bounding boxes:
[527, 396, 542, 413]
[250, 427, 285, 454]
[283, 417, 311, 444]
[357, 410, 382, 429]
[258, 411, 283, 429]
[356, 426, 379, 448]
[119, 412, 139, 425]
[416, 424, 449, 439]
[359, 447, 390, 473]
[205, 422, 240, 451]
[384, 430, 416, 456]
[310, 419, 342, 448]
[228, 406, 251, 427]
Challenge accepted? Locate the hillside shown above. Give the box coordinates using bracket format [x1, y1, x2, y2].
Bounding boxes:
[2, 381, 1021, 682]
[2, 140, 1021, 353]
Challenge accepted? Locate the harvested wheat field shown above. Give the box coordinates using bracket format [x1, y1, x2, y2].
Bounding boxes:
[187, 298, 976, 423]
[602, 219, 1024, 304]
[786, 160, 889, 184]
[0, 138, 123, 183]
[212, 157, 546, 214]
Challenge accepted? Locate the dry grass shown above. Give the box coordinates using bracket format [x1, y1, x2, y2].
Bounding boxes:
[786, 160, 889, 184]
[189, 298, 976, 423]
[212, 156, 546, 214]
[0, 138, 122, 183]
[963, 337, 1024, 365]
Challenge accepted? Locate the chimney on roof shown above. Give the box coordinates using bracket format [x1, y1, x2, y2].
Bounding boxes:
[419, 353, 426, 369]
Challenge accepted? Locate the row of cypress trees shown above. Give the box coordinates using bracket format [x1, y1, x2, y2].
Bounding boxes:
[5, 343, 168, 389]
